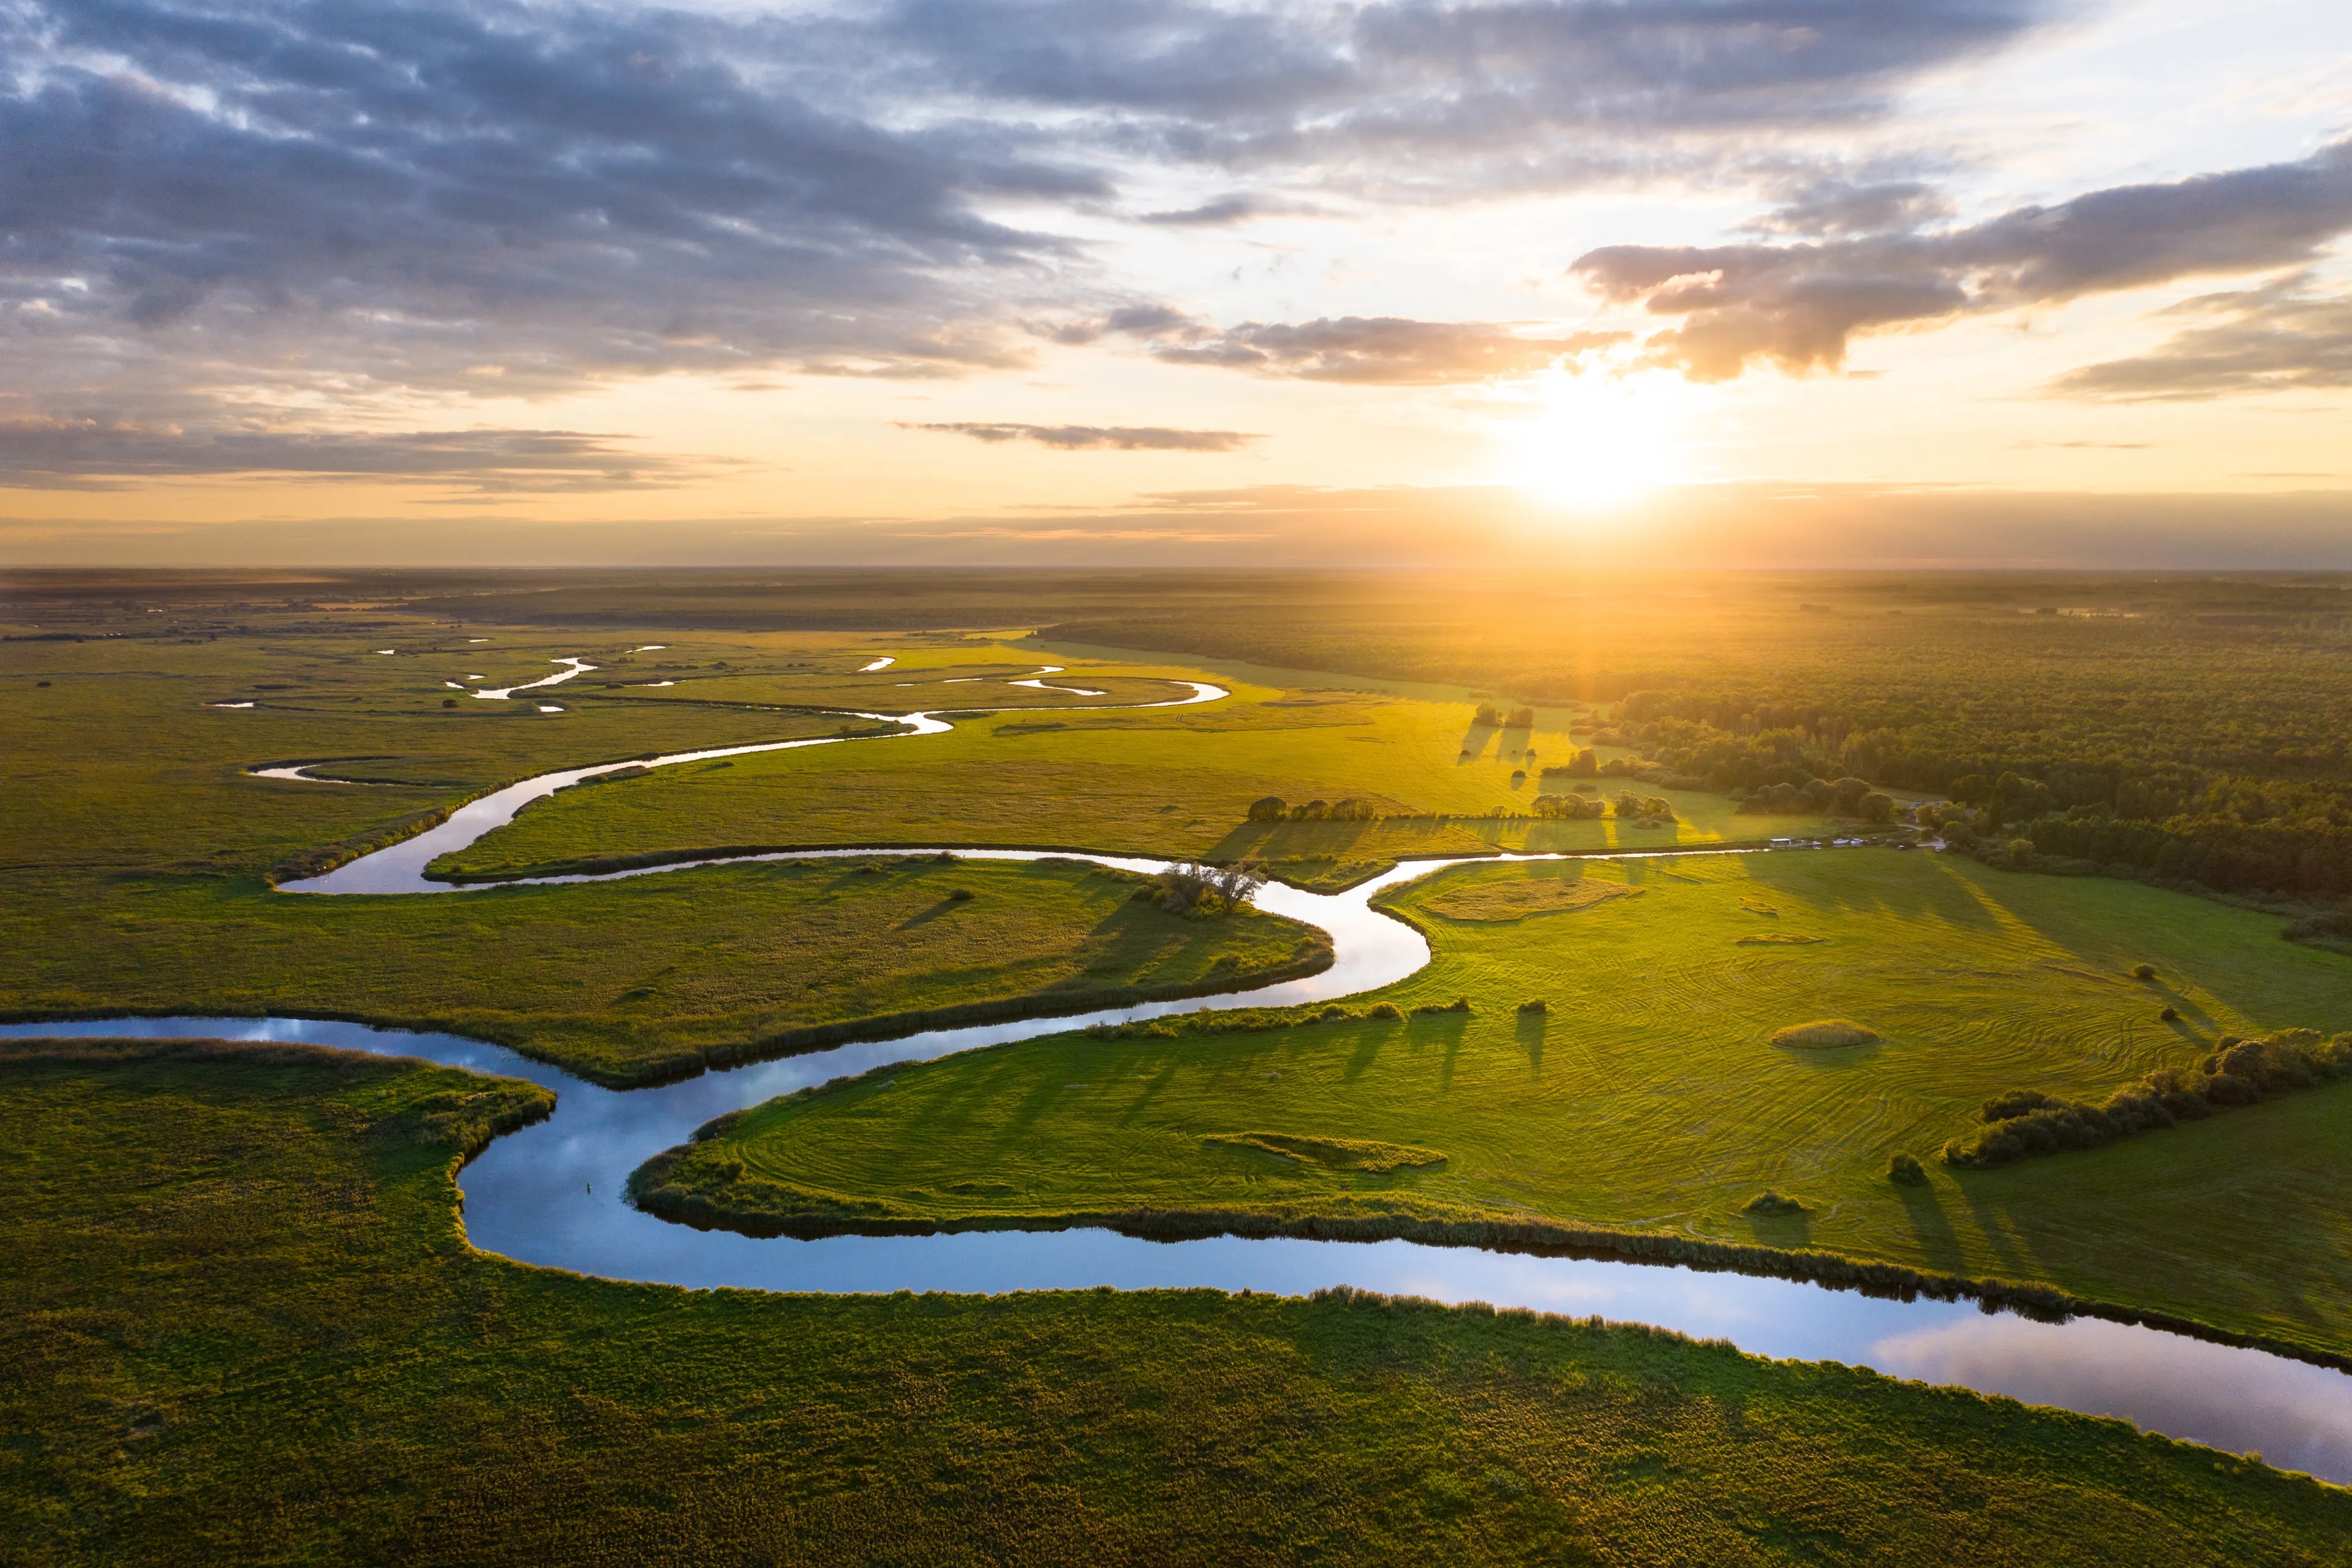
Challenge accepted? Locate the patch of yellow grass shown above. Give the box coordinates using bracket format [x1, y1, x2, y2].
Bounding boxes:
[1421, 878, 1643, 922]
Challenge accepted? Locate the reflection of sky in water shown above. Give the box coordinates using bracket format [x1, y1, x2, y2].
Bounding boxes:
[13, 1013, 2352, 1485]
[1872, 1316, 2352, 1482]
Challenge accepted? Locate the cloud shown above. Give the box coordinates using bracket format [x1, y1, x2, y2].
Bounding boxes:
[1574, 137, 2352, 379]
[0, 420, 698, 492]
[884, 0, 2048, 186]
[0, 0, 2060, 486]
[902, 421, 1262, 451]
[1745, 178, 1955, 236]
[1065, 312, 1628, 383]
[2047, 277, 2352, 401]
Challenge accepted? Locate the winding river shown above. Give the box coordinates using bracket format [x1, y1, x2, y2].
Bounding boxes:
[14, 663, 2350, 1482]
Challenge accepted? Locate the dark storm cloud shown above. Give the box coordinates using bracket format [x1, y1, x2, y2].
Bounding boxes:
[0, 419, 698, 492]
[902, 421, 1262, 451]
[2049, 278, 2352, 401]
[1572, 138, 2352, 379]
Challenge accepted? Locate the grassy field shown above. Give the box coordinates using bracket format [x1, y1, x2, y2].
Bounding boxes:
[638, 849, 2352, 1357]
[0, 622, 1325, 1084]
[0, 856, 1323, 1085]
[7, 1038, 2345, 1566]
[439, 643, 1828, 883]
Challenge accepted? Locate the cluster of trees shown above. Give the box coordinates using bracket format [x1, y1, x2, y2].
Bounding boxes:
[1053, 586, 2352, 899]
[1152, 859, 1267, 914]
[1942, 1031, 2352, 1169]
[1246, 796, 1382, 823]
[1616, 792, 1676, 825]
[1737, 776, 1897, 821]
[1537, 750, 1599, 778]
[1531, 794, 1608, 819]
[1472, 702, 1537, 728]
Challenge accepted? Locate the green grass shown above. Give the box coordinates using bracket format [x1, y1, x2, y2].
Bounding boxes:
[0, 625, 1325, 1085]
[7, 1039, 2346, 1566]
[639, 849, 2352, 1357]
[0, 856, 1321, 1086]
[439, 649, 1821, 881]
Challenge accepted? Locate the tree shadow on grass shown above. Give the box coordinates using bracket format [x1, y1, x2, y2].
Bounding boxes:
[1896, 1181, 1966, 1275]
[1458, 722, 1499, 762]
[1743, 1208, 1813, 1250]
[1343, 1016, 1402, 1083]
[1515, 1009, 1547, 1076]
[895, 896, 974, 930]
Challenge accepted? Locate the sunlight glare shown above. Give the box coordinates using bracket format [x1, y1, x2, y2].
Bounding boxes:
[1506, 370, 1689, 513]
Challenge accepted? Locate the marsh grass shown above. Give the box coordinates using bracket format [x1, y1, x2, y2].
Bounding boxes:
[640, 850, 2352, 1357]
[10, 1039, 2345, 1564]
[1205, 1131, 1446, 1172]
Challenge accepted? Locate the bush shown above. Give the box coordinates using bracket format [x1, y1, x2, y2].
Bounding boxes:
[1517, 999, 1548, 1014]
[1365, 1003, 1403, 1020]
[1744, 1193, 1804, 1216]
[2131, 963, 2157, 980]
[1246, 796, 1286, 822]
[1769, 1020, 1880, 1049]
[1942, 1030, 2352, 1168]
[2160, 1004, 2181, 1022]
[1411, 998, 1472, 1016]
[1887, 1152, 1928, 1186]
[1504, 704, 1536, 728]
[947, 888, 975, 902]
[1472, 702, 1501, 726]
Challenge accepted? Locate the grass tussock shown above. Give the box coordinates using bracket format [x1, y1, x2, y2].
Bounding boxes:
[1768, 1019, 1882, 1049]
[1205, 1131, 1447, 1174]
[1943, 1029, 2352, 1169]
[1420, 878, 1643, 922]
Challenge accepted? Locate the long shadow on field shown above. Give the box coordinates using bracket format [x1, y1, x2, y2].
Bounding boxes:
[1343, 1017, 1402, 1083]
[1897, 1182, 1966, 1275]
[1515, 1009, 1547, 1077]
[1744, 1208, 1812, 1250]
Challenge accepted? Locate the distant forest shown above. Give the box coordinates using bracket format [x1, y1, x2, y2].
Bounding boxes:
[1047, 573, 2352, 900]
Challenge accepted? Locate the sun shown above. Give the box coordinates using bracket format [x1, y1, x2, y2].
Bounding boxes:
[1505, 369, 1688, 513]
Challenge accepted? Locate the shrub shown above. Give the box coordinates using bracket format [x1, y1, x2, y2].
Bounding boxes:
[2131, 963, 2157, 980]
[1942, 1029, 2352, 1169]
[947, 888, 975, 902]
[1411, 998, 1472, 1016]
[1769, 1020, 1881, 1049]
[1366, 1002, 1403, 1020]
[1744, 1193, 1804, 1216]
[1517, 999, 1548, 1014]
[2160, 1004, 2181, 1022]
[1504, 704, 1536, 728]
[1472, 701, 1501, 726]
[1887, 1152, 1928, 1186]
[441, 698, 458, 708]
[1246, 796, 1286, 822]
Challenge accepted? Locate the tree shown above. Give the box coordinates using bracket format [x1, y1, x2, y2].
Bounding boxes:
[1246, 796, 1286, 822]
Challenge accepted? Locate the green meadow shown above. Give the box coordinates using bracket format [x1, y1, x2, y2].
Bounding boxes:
[639, 849, 2352, 1358]
[0, 624, 1323, 1084]
[8, 1038, 2343, 1566]
[439, 643, 1823, 884]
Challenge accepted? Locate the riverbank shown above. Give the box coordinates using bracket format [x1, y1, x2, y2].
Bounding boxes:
[9, 1036, 2344, 1565]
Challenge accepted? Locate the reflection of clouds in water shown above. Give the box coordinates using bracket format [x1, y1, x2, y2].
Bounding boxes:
[1874, 1315, 2352, 1482]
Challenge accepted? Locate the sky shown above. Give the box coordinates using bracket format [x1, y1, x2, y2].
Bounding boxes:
[3, 0, 2350, 567]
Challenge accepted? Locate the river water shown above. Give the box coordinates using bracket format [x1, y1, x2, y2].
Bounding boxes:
[14, 668, 2349, 1480]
